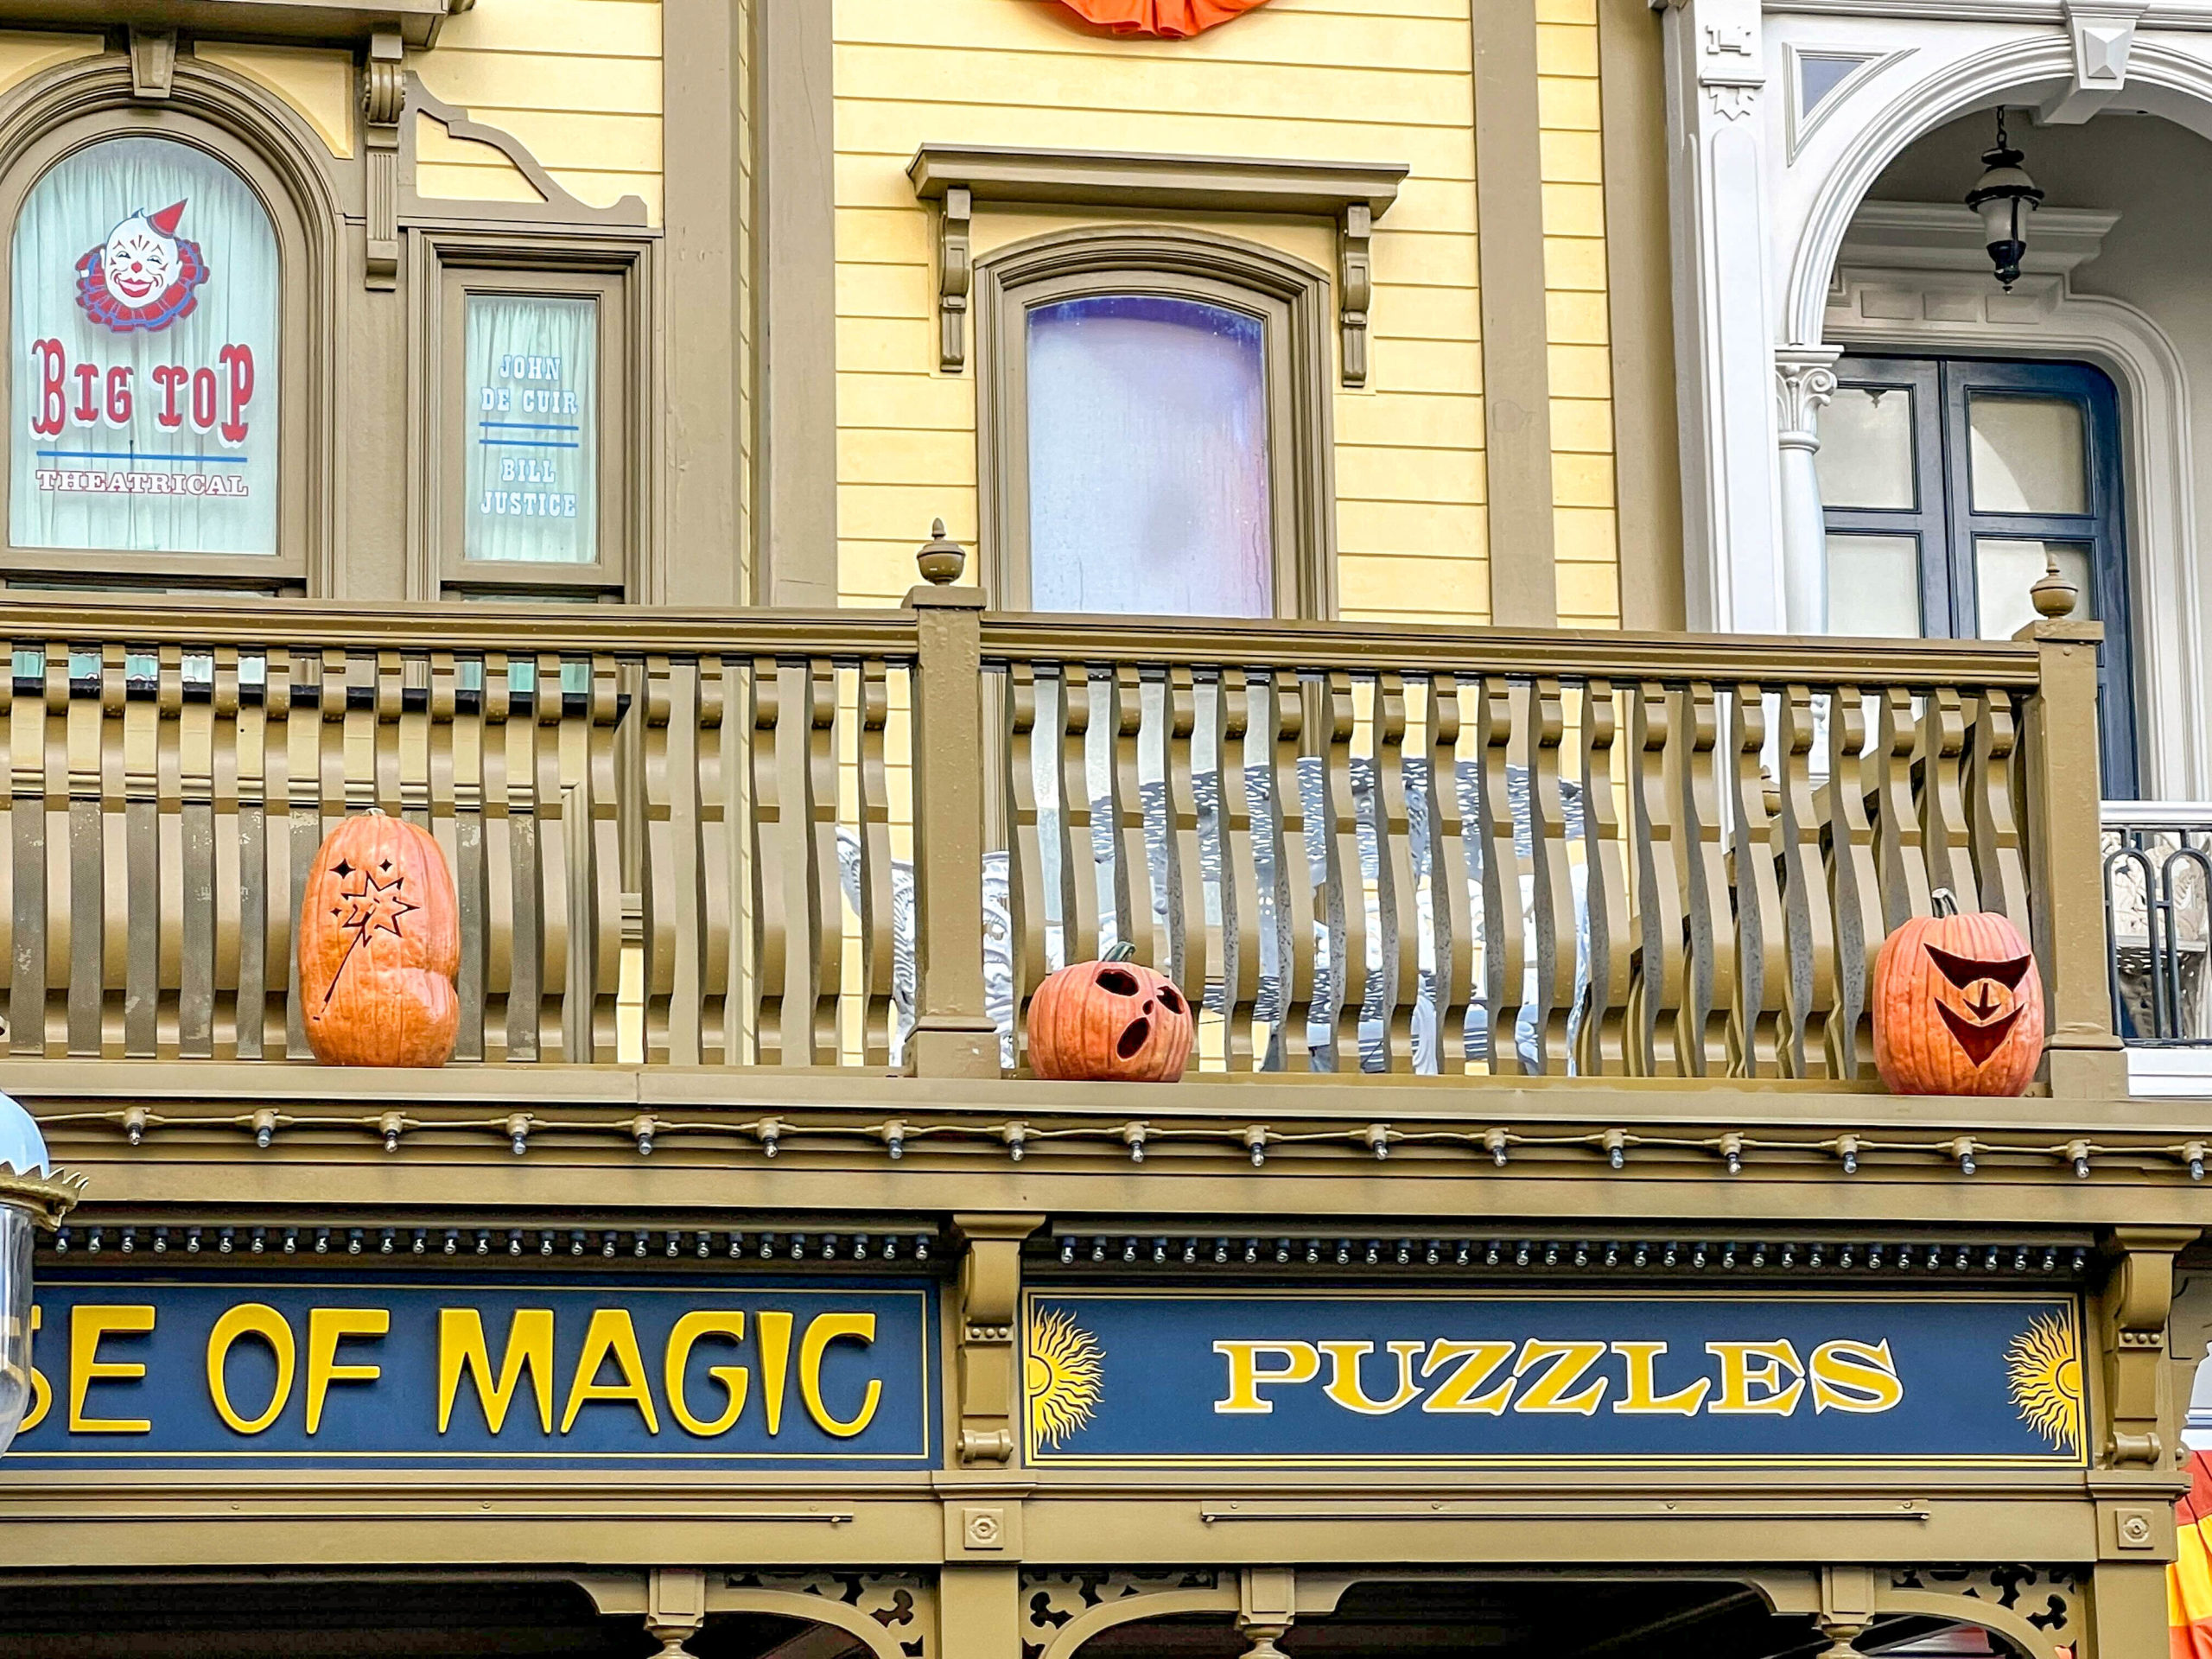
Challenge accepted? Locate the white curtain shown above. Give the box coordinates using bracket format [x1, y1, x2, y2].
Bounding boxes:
[10, 137, 281, 556]
[464, 293, 598, 564]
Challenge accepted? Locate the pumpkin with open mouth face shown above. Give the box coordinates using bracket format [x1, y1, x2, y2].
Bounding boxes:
[1027, 944, 1194, 1082]
[1872, 888, 2044, 1096]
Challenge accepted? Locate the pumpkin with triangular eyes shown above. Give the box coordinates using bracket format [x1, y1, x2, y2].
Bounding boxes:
[1872, 889, 2044, 1096]
[1027, 944, 1193, 1082]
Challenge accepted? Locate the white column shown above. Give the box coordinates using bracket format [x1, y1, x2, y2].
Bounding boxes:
[1775, 347, 1840, 637]
[1659, 0, 1788, 632]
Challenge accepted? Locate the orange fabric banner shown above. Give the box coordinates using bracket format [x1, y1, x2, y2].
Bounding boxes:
[2172, 1451, 2212, 1657]
[1057, 0, 1274, 37]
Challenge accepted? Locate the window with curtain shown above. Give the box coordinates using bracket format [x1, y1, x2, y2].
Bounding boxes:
[463, 292, 599, 564]
[1026, 294, 1273, 617]
[1817, 353, 2136, 795]
[9, 136, 280, 556]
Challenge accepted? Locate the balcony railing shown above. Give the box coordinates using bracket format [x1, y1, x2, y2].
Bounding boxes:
[2103, 803, 2212, 1045]
[0, 588, 2119, 1090]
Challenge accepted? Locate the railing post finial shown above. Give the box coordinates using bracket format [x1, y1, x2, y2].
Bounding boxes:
[917, 518, 969, 587]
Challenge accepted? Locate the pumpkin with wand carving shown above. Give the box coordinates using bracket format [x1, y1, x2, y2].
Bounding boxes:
[1872, 888, 2044, 1096]
[299, 810, 461, 1067]
[1028, 943, 1194, 1082]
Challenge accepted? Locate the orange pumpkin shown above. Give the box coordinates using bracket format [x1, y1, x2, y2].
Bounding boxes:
[1872, 888, 2044, 1096]
[299, 810, 460, 1068]
[1057, 0, 1273, 37]
[1027, 944, 1193, 1082]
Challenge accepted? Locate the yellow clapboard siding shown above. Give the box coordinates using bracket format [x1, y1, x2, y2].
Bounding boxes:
[407, 0, 662, 225]
[834, 0, 1485, 620]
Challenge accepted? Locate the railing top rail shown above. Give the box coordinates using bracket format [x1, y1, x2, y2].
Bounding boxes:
[0, 595, 923, 658]
[978, 612, 2051, 687]
[2102, 801, 2212, 829]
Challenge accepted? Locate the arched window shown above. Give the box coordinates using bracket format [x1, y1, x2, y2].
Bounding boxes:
[10, 135, 281, 561]
[976, 228, 1336, 618]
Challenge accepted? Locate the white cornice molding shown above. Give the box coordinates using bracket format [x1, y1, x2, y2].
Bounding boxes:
[1840, 200, 2121, 275]
[1767, 0, 2212, 27]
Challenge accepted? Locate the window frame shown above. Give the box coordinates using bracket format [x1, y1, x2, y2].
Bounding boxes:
[411, 232, 650, 602]
[1825, 352, 2137, 795]
[0, 111, 320, 591]
[975, 226, 1337, 620]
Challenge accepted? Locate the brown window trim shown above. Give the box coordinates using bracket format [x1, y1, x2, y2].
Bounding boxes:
[0, 85, 340, 593]
[409, 231, 652, 602]
[974, 226, 1338, 621]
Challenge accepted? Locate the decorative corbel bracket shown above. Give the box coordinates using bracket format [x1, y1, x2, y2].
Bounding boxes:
[361, 29, 405, 289]
[937, 185, 973, 372]
[953, 1213, 1043, 1465]
[2098, 1226, 2200, 1467]
[2043, 0, 2150, 125]
[128, 28, 175, 101]
[908, 146, 1406, 386]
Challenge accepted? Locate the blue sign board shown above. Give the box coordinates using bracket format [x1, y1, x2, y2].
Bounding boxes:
[9, 1272, 938, 1470]
[1022, 1289, 2086, 1468]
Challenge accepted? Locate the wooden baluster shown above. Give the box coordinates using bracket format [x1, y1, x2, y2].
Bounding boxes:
[448, 654, 489, 1065]
[477, 655, 515, 1062]
[694, 656, 734, 1064]
[1626, 683, 1684, 1075]
[251, 650, 295, 1062]
[296, 649, 343, 1058]
[178, 647, 219, 1059]
[1576, 679, 1630, 1076]
[421, 652, 462, 1059]
[1773, 684, 1833, 1079]
[581, 655, 623, 1062]
[1917, 684, 1978, 912]
[1270, 668, 1319, 1071]
[1824, 685, 1885, 1080]
[1375, 672, 1421, 1071]
[858, 658, 897, 1067]
[641, 655, 681, 1065]
[156, 645, 188, 1057]
[1872, 686, 1931, 928]
[499, 658, 544, 1062]
[532, 652, 573, 1062]
[1473, 676, 1523, 1074]
[805, 658, 840, 1065]
[1058, 665, 1100, 963]
[1216, 669, 1262, 1071]
[1967, 688, 2028, 925]
[232, 649, 271, 1061]
[3, 642, 38, 1055]
[63, 646, 109, 1057]
[1523, 677, 1575, 1074]
[1427, 674, 1475, 1075]
[373, 649, 405, 817]
[1725, 683, 1785, 1077]
[1004, 661, 1049, 1069]
[1675, 682, 1732, 1077]
[340, 650, 373, 817]
[118, 646, 168, 1058]
[1316, 671, 1362, 1071]
[1100, 664, 1144, 957]
[1163, 665, 1206, 1057]
[747, 656, 788, 1065]
[207, 649, 244, 1059]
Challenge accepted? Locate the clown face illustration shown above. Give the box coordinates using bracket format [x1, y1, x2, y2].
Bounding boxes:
[74, 200, 207, 334]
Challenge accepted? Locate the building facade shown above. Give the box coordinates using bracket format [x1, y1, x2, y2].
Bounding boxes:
[0, 3, 2198, 1656]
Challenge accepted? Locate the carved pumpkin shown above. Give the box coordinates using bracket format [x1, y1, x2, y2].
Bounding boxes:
[1056, 0, 1274, 37]
[299, 810, 460, 1068]
[1027, 944, 1193, 1082]
[1872, 888, 2044, 1096]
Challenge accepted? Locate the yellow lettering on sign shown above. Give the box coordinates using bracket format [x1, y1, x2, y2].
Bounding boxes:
[1706, 1340, 1807, 1414]
[561, 1309, 660, 1435]
[1610, 1342, 1712, 1416]
[305, 1308, 390, 1435]
[664, 1312, 749, 1438]
[1419, 1340, 1516, 1414]
[69, 1304, 155, 1433]
[206, 1303, 296, 1434]
[798, 1313, 882, 1439]
[1319, 1340, 1425, 1415]
[19, 1305, 48, 1433]
[1510, 1340, 1611, 1415]
[1211, 1340, 1320, 1414]
[755, 1309, 793, 1436]
[439, 1309, 555, 1434]
[1809, 1339, 1904, 1414]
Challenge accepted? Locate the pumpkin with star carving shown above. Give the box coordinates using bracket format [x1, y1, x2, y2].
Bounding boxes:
[1872, 889, 2044, 1096]
[299, 810, 460, 1067]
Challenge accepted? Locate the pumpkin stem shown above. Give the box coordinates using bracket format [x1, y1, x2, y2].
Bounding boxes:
[1931, 887, 1958, 918]
[1103, 941, 1138, 964]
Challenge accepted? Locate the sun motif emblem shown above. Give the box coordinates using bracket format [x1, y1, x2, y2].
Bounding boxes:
[1025, 1308, 1103, 1448]
[2006, 1312, 2084, 1456]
